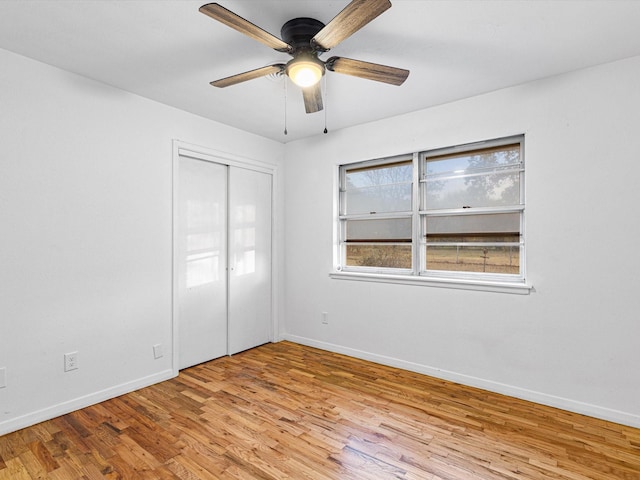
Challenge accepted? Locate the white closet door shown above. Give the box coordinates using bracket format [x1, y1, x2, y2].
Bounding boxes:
[228, 167, 272, 355]
[177, 156, 228, 369]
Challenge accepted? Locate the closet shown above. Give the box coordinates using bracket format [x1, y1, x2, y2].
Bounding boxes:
[174, 147, 272, 370]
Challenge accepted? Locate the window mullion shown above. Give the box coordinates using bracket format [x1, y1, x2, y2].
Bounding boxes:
[421, 205, 524, 216]
[412, 152, 420, 275]
[339, 211, 413, 221]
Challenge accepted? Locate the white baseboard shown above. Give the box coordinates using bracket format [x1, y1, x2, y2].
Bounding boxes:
[282, 334, 640, 429]
[4, 339, 638, 435]
[0, 369, 176, 436]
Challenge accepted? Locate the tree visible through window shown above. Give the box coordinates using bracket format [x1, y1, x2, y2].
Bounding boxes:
[338, 136, 525, 284]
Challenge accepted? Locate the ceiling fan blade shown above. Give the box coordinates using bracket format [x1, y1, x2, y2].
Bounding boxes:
[302, 83, 323, 113]
[311, 0, 391, 51]
[211, 64, 285, 88]
[199, 3, 292, 52]
[326, 56, 409, 86]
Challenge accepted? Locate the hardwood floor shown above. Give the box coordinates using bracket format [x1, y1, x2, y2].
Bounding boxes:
[1, 341, 639, 480]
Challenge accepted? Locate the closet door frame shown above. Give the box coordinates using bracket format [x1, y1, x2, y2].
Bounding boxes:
[172, 140, 279, 375]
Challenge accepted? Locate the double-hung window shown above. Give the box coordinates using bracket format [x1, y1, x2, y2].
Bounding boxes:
[421, 137, 524, 279]
[336, 136, 527, 292]
[339, 155, 414, 273]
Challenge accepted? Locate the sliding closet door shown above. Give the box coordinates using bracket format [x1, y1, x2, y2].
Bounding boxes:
[228, 167, 272, 355]
[177, 156, 228, 369]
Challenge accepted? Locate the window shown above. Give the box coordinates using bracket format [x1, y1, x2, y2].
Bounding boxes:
[336, 136, 528, 292]
[339, 156, 414, 272]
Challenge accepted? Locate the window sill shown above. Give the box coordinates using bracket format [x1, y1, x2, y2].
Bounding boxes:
[329, 271, 533, 295]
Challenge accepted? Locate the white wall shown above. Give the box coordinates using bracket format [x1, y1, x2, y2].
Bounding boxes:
[0, 48, 284, 435]
[283, 55, 640, 427]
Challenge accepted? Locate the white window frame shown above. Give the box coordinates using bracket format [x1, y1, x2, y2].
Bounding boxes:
[338, 154, 414, 276]
[331, 136, 532, 295]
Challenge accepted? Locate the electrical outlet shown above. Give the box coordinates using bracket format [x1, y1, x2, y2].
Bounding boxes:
[322, 312, 328, 324]
[64, 352, 78, 372]
[0, 367, 6, 388]
[153, 344, 163, 359]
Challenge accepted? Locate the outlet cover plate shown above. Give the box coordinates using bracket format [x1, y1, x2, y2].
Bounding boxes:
[64, 352, 78, 372]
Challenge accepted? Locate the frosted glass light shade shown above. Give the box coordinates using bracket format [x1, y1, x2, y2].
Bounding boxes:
[286, 58, 324, 87]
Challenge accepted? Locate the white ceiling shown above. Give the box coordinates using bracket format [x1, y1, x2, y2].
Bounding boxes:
[2, 0, 640, 142]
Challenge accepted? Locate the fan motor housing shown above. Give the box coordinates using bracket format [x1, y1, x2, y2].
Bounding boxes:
[281, 17, 325, 52]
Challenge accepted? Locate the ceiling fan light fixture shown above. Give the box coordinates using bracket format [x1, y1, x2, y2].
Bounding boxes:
[286, 56, 324, 88]
[201, 1, 409, 114]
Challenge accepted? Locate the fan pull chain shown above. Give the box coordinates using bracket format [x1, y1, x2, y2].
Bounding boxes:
[283, 76, 288, 136]
[323, 74, 328, 134]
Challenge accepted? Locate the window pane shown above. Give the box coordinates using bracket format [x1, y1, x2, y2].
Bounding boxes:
[346, 244, 412, 268]
[346, 218, 412, 241]
[426, 213, 520, 239]
[345, 161, 412, 214]
[425, 170, 520, 209]
[426, 144, 520, 176]
[426, 245, 520, 274]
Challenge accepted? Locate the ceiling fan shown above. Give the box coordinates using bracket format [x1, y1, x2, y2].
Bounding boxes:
[199, 0, 410, 114]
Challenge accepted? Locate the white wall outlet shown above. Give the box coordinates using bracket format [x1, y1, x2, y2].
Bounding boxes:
[0, 367, 6, 388]
[64, 352, 78, 372]
[322, 312, 329, 324]
[153, 344, 163, 359]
